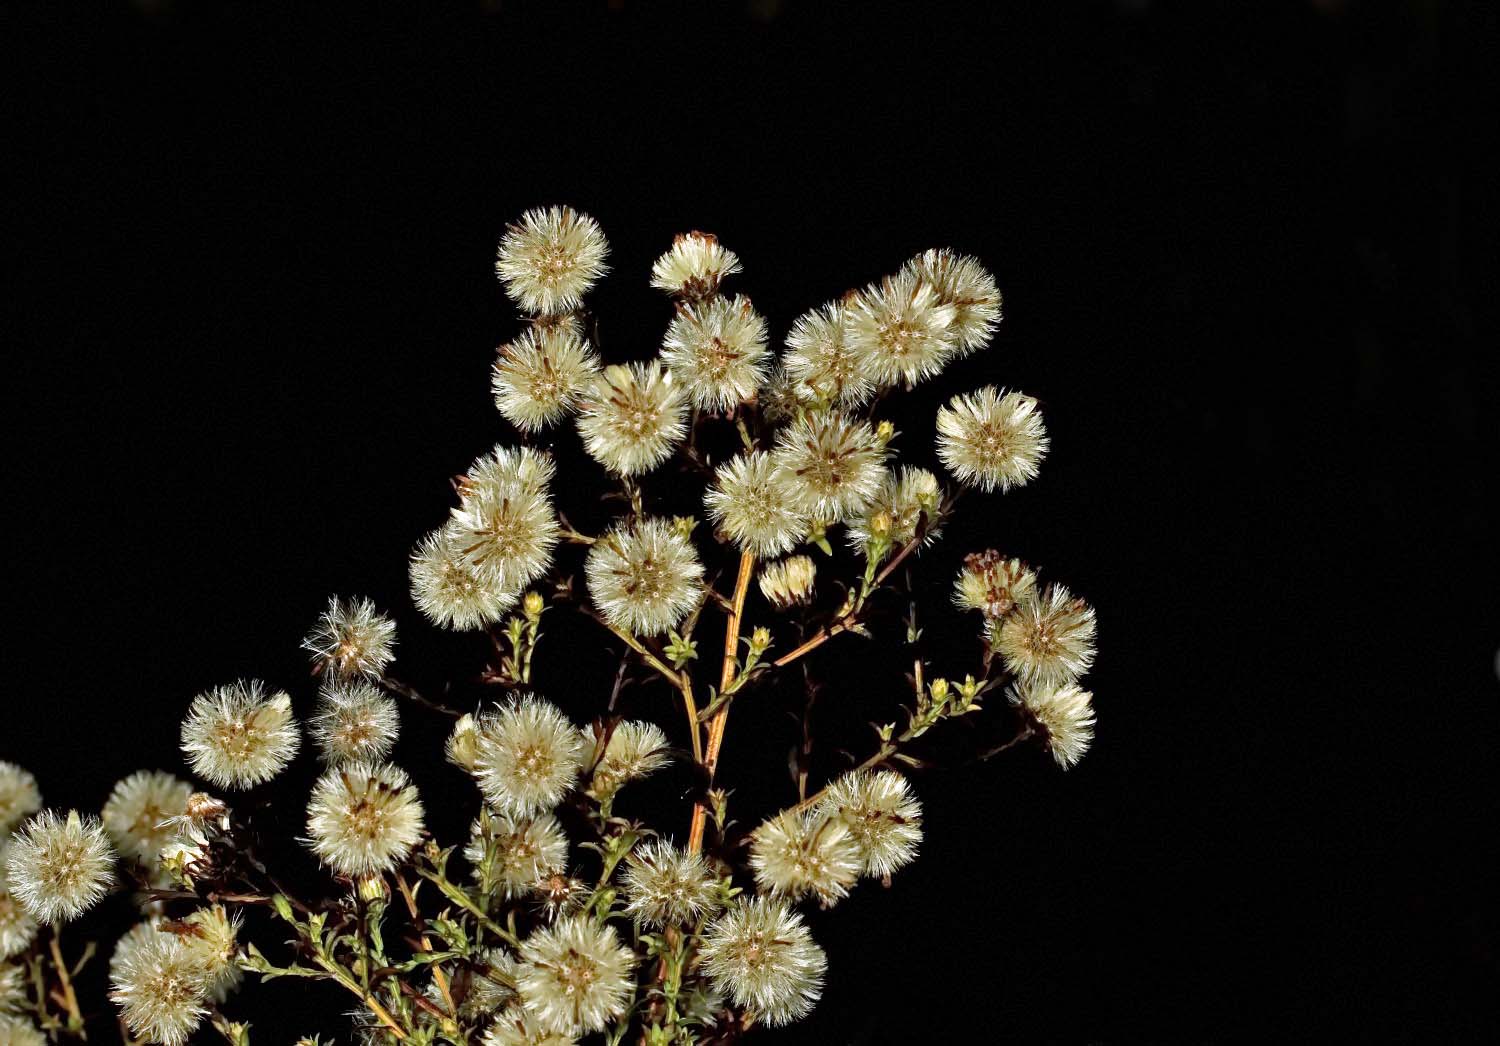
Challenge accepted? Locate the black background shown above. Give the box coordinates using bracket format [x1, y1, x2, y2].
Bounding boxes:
[6, 1, 1497, 1042]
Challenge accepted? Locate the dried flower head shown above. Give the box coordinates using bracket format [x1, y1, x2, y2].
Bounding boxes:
[936, 386, 1049, 492]
[620, 840, 718, 929]
[5, 810, 115, 923]
[650, 231, 742, 300]
[901, 248, 1002, 355]
[819, 770, 923, 878]
[515, 915, 637, 1036]
[758, 554, 817, 609]
[410, 526, 519, 631]
[995, 584, 1097, 688]
[472, 696, 587, 817]
[699, 897, 827, 1027]
[0, 850, 38, 961]
[0, 963, 23, 1013]
[783, 301, 877, 407]
[748, 809, 861, 908]
[180, 905, 242, 1002]
[660, 295, 770, 410]
[0, 765, 40, 836]
[846, 466, 943, 552]
[771, 410, 889, 521]
[110, 928, 209, 1046]
[102, 771, 193, 867]
[449, 947, 517, 1019]
[495, 205, 609, 315]
[458, 444, 557, 502]
[589, 721, 671, 798]
[845, 270, 958, 387]
[575, 361, 689, 475]
[310, 681, 400, 766]
[585, 518, 705, 636]
[446, 713, 481, 772]
[0, 1015, 46, 1045]
[306, 762, 425, 878]
[1011, 681, 1096, 769]
[302, 596, 397, 681]
[482, 1007, 576, 1046]
[180, 680, 301, 790]
[704, 451, 808, 558]
[953, 550, 1038, 619]
[450, 474, 559, 593]
[464, 809, 568, 899]
[492, 326, 602, 431]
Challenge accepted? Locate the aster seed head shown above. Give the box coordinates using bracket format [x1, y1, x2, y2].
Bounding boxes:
[0, 846, 39, 961]
[575, 361, 689, 476]
[935, 385, 1049, 492]
[180, 680, 301, 790]
[514, 915, 637, 1036]
[464, 808, 568, 900]
[953, 550, 1038, 619]
[818, 770, 923, 879]
[302, 596, 397, 681]
[410, 526, 519, 632]
[471, 696, 587, 817]
[492, 325, 602, 432]
[757, 555, 817, 610]
[584, 518, 705, 637]
[1011, 681, 1097, 769]
[0, 764, 40, 836]
[309, 680, 401, 766]
[587, 720, 672, 799]
[4, 810, 116, 924]
[994, 584, 1097, 689]
[770, 410, 889, 522]
[495, 205, 609, 316]
[660, 295, 770, 410]
[110, 927, 209, 1046]
[900, 248, 1002, 355]
[704, 451, 808, 558]
[748, 809, 862, 908]
[306, 761, 425, 878]
[783, 300, 878, 407]
[620, 840, 719, 929]
[844, 269, 959, 387]
[650, 231, 743, 300]
[698, 897, 827, 1027]
[102, 771, 193, 868]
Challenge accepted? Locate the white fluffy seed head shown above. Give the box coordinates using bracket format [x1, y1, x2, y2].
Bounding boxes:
[650, 231, 743, 300]
[306, 761, 425, 877]
[110, 927, 209, 1046]
[1012, 681, 1096, 769]
[783, 301, 878, 407]
[995, 584, 1098, 689]
[472, 696, 587, 817]
[936, 386, 1049, 492]
[575, 361, 689, 475]
[704, 451, 808, 558]
[0, 846, 39, 960]
[180, 680, 300, 790]
[770, 410, 889, 522]
[515, 915, 637, 1036]
[492, 325, 602, 431]
[495, 205, 609, 315]
[620, 840, 719, 929]
[310, 680, 401, 766]
[748, 809, 862, 908]
[660, 295, 770, 410]
[844, 270, 959, 387]
[699, 897, 827, 1027]
[584, 518, 705, 636]
[4, 810, 116, 923]
[464, 809, 569, 900]
[302, 596, 397, 681]
[102, 771, 193, 867]
[757, 555, 817, 610]
[846, 466, 943, 553]
[482, 1007, 576, 1046]
[0, 764, 40, 837]
[410, 526, 519, 632]
[588, 721, 672, 798]
[458, 444, 557, 502]
[449, 475, 559, 593]
[0, 962, 23, 1013]
[818, 770, 923, 878]
[953, 550, 1038, 619]
[900, 248, 1002, 356]
[180, 905, 242, 1002]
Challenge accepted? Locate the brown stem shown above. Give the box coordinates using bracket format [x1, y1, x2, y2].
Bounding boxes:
[689, 551, 754, 853]
[395, 874, 455, 1018]
[771, 534, 925, 669]
[583, 608, 702, 764]
[380, 674, 462, 719]
[48, 929, 85, 1039]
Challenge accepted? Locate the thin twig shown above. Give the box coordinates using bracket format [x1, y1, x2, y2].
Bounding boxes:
[380, 674, 463, 719]
[689, 551, 754, 853]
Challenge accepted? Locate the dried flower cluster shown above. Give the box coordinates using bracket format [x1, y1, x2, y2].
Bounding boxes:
[1, 208, 1099, 1044]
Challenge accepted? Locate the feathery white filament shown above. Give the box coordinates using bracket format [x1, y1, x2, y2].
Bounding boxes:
[180, 680, 300, 790]
[584, 519, 705, 636]
[495, 206, 609, 315]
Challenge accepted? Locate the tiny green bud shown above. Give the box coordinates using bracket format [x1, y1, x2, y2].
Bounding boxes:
[523, 590, 545, 619]
[671, 515, 697, 540]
